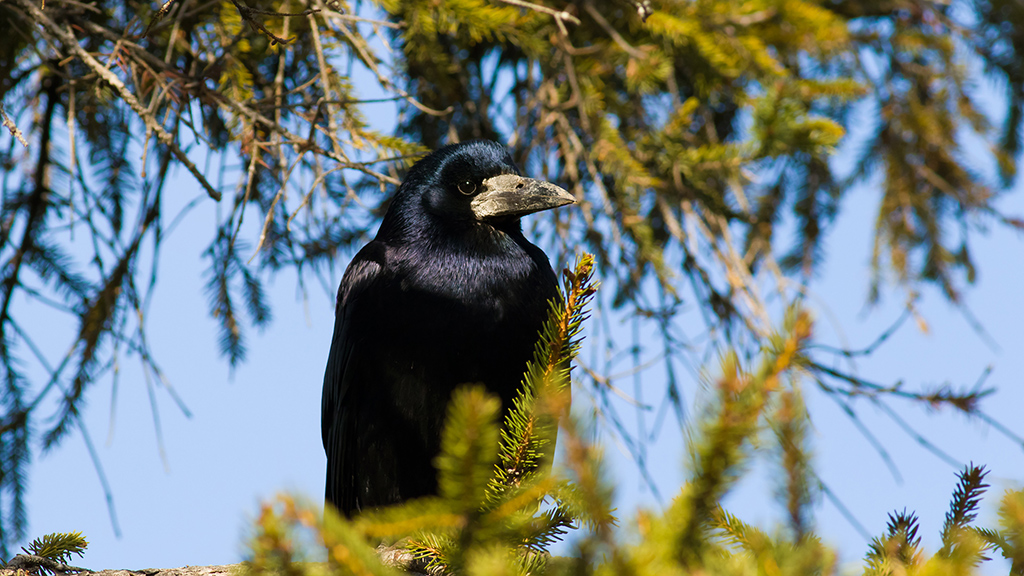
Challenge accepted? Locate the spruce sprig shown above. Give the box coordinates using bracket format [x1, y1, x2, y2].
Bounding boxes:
[712, 506, 772, 554]
[939, 464, 989, 560]
[21, 531, 88, 566]
[435, 386, 502, 514]
[865, 509, 923, 573]
[771, 387, 815, 541]
[242, 321, 1024, 576]
[489, 253, 597, 499]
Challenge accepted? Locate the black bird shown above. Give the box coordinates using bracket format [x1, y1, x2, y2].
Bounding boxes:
[321, 140, 575, 515]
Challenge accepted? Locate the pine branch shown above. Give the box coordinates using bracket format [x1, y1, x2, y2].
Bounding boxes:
[712, 506, 772, 554]
[435, 386, 501, 514]
[490, 253, 597, 499]
[865, 509, 922, 573]
[21, 532, 88, 566]
[939, 464, 989, 559]
[0, 71, 58, 332]
[8, 531, 90, 575]
[772, 388, 815, 541]
[226, 0, 319, 45]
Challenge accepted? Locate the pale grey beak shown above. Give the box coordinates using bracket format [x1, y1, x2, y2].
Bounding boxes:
[471, 173, 575, 220]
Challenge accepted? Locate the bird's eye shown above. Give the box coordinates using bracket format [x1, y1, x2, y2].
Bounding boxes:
[457, 180, 477, 195]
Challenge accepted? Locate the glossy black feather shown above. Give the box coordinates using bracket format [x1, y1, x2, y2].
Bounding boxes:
[322, 140, 562, 515]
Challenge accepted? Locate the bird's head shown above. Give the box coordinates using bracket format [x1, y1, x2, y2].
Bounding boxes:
[382, 140, 575, 237]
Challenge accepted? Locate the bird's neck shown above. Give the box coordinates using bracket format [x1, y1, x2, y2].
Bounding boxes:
[425, 221, 524, 258]
[379, 213, 525, 252]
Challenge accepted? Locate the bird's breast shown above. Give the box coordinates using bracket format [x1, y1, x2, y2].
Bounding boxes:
[377, 238, 554, 366]
[395, 242, 539, 318]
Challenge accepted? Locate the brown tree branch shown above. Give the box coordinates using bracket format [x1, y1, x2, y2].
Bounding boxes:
[4, 554, 92, 574]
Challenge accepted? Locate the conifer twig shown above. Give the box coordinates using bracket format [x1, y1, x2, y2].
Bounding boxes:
[492, 254, 597, 492]
[0, 102, 28, 147]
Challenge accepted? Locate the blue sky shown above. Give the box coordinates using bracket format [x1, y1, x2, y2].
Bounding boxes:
[17, 46, 1024, 575]
[22, 154, 1024, 572]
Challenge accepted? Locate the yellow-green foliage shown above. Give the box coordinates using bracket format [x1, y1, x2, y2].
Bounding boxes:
[244, 292, 1024, 576]
[245, 255, 599, 576]
[5, 0, 1024, 560]
[371, 0, 1020, 314]
[18, 531, 88, 569]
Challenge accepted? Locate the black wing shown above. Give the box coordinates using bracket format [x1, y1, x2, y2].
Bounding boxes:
[322, 241, 386, 515]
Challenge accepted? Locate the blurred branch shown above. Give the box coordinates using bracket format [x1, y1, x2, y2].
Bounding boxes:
[496, 0, 580, 28]
[0, 70, 57, 329]
[0, 103, 28, 148]
[583, 1, 644, 59]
